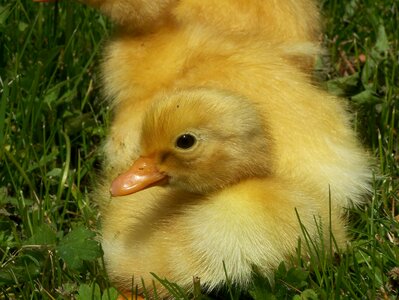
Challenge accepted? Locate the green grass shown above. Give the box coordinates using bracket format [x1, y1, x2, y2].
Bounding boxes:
[0, 0, 398, 299]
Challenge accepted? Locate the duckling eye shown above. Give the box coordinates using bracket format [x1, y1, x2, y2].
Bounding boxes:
[175, 134, 196, 149]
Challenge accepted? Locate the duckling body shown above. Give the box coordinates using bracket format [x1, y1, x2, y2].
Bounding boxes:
[82, 0, 371, 296]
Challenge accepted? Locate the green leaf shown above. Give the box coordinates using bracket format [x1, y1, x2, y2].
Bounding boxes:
[343, 0, 359, 19]
[77, 283, 101, 300]
[0, 261, 41, 286]
[102, 288, 119, 300]
[249, 277, 275, 300]
[46, 168, 63, 179]
[351, 89, 381, 105]
[293, 289, 318, 300]
[76, 284, 118, 300]
[269, 262, 310, 298]
[18, 21, 28, 32]
[374, 24, 389, 54]
[325, 73, 359, 96]
[361, 23, 389, 87]
[286, 267, 309, 287]
[43, 85, 61, 107]
[0, 4, 12, 27]
[57, 226, 101, 270]
[26, 224, 56, 246]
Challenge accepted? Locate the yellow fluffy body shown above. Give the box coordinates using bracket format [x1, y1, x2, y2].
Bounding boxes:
[83, 0, 371, 296]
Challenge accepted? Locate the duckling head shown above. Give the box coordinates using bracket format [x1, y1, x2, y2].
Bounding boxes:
[110, 88, 272, 196]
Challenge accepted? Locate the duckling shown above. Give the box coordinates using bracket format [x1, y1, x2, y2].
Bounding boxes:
[74, 0, 371, 297]
[97, 85, 370, 297]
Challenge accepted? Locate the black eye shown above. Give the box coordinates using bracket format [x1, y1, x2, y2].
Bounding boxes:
[175, 134, 197, 149]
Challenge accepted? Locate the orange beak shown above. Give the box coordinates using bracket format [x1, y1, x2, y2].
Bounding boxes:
[110, 156, 167, 197]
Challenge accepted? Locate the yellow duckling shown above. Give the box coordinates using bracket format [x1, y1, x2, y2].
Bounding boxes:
[97, 84, 370, 297]
[74, 0, 371, 297]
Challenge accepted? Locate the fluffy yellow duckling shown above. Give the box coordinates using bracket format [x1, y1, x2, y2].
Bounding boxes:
[97, 85, 370, 297]
[73, 0, 371, 297]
